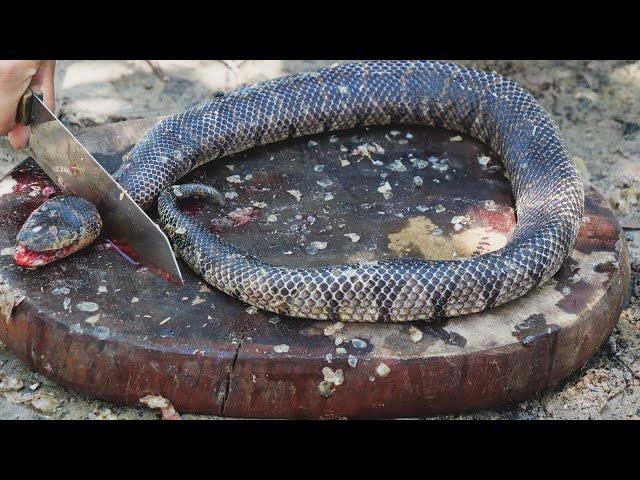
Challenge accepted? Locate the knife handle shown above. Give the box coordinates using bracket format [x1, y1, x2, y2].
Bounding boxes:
[16, 88, 43, 126]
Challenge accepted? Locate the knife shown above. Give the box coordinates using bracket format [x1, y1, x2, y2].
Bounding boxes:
[14, 88, 183, 283]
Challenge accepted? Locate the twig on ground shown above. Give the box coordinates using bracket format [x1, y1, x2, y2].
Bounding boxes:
[219, 60, 241, 75]
[144, 60, 169, 82]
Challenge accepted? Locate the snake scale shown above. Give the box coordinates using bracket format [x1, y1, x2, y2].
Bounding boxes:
[15, 60, 584, 322]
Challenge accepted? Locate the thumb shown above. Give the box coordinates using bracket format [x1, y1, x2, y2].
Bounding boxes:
[8, 123, 30, 150]
[8, 61, 56, 150]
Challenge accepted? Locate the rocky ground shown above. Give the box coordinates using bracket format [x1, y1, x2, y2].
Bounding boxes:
[0, 60, 638, 420]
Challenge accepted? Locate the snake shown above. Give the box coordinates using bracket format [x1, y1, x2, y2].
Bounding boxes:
[13, 60, 584, 322]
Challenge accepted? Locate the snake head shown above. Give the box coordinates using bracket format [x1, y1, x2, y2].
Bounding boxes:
[14, 195, 102, 268]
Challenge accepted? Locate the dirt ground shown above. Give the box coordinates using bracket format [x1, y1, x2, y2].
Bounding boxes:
[0, 60, 638, 420]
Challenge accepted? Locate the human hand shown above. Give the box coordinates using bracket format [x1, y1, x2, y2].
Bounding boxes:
[0, 60, 56, 150]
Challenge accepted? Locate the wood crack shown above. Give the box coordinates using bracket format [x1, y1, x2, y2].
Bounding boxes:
[220, 321, 246, 417]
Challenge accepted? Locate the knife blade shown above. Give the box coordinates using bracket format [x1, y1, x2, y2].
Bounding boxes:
[17, 88, 183, 283]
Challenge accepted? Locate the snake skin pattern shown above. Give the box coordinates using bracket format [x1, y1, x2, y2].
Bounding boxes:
[127, 60, 584, 322]
[17, 196, 102, 251]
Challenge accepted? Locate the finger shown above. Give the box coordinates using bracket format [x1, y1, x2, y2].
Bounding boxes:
[0, 60, 41, 134]
[31, 60, 56, 112]
[8, 123, 31, 150]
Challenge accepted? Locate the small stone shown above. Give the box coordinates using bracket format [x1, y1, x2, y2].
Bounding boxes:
[0, 376, 23, 392]
[329, 135, 339, 143]
[274, 344, 289, 353]
[340, 159, 350, 167]
[139, 394, 169, 409]
[449, 135, 463, 142]
[175, 226, 186, 235]
[246, 306, 258, 315]
[435, 204, 446, 213]
[324, 193, 334, 201]
[318, 381, 333, 398]
[308, 140, 319, 147]
[413, 176, 423, 186]
[344, 233, 360, 243]
[252, 201, 268, 209]
[266, 214, 278, 223]
[226, 175, 242, 184]
[191, 296, 205, 306]
[336, 347, 347, 355]
[29, 393, 60, 414]
[562, 286, 571, 296]
[310, 241, 327, 250]
[377, 181, 393, 199]
[432, 161, 449, 172]
[313, 164, 324, 172]
[454, 223, 463, 232]
[351, 338, 367, 349]
[322, 367, 336, 383]
[348, 355, 358, 368]
[76, 301, 99, 312]
[97, 285, 108, 294]
[386, 159, 407, 172]
[323, 322, 344, 336]
[409, 326, 423, 343]
[0, 247, 14, 256]
[268, 316, 281, 325]
[224, 191, 238, 199]
[478, 155, 491, 166]
[411, 158, 429, 169]
[131, 296, 139, 303]
[51, 287, 70, 295]
[84, 314, 100, 326]
[287, 190, 302, 201]
[376, 363, 391, 377]
[333, 369, 344, 386]
[317, 178, 333, 188]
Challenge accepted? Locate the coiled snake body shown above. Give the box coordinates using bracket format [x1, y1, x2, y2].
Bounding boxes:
[16, 61, 584, 322]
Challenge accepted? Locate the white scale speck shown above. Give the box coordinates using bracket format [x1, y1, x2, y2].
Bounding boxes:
[274, 344, 289, 353]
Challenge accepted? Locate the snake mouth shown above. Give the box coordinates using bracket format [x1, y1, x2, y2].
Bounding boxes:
[12, 244, 79, 268]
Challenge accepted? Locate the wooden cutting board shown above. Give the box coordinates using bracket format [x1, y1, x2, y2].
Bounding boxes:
[0, 119, 630, 418]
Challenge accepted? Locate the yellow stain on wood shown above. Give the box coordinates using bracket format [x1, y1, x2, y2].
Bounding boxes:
[387, 216, 509, 261]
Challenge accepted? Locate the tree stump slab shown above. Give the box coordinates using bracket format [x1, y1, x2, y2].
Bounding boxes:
[0, 118, 630, 418]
